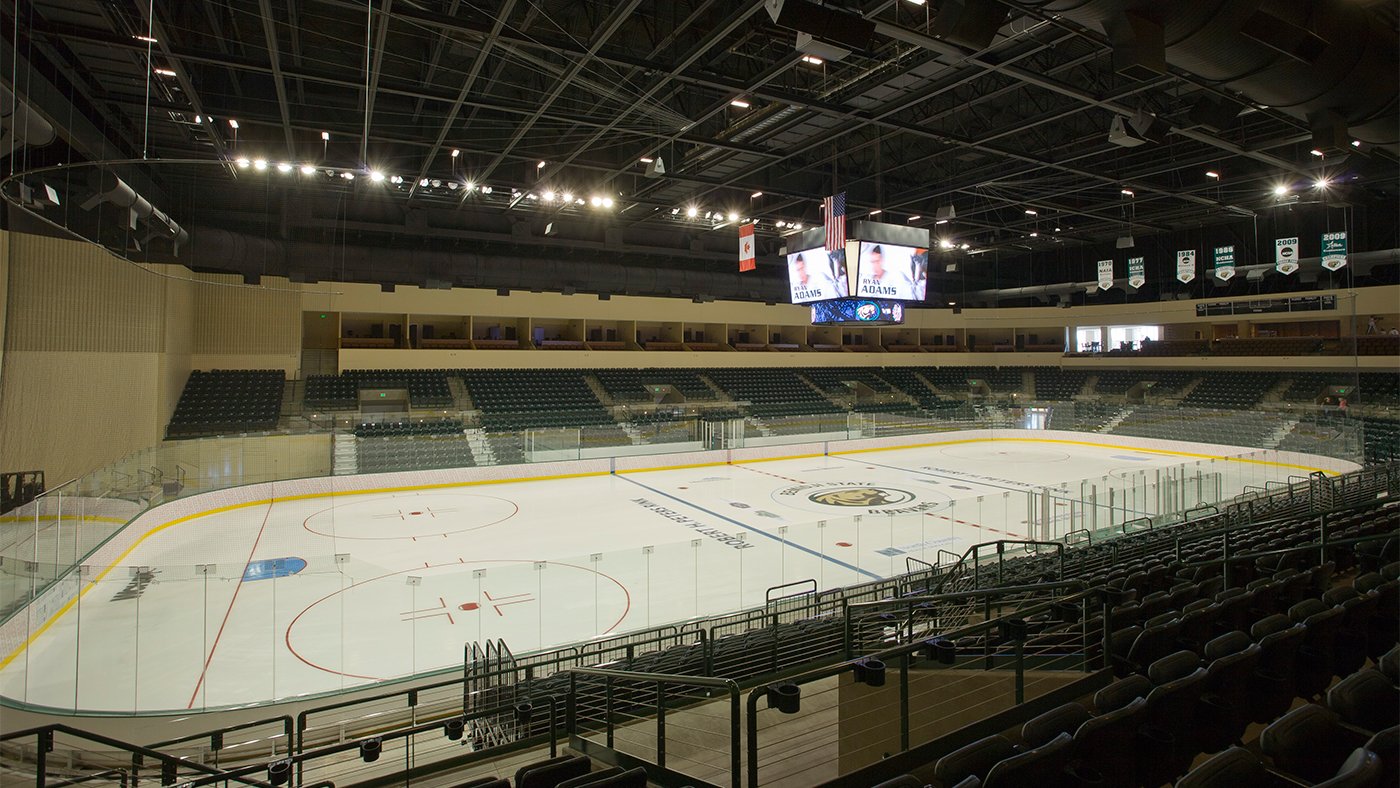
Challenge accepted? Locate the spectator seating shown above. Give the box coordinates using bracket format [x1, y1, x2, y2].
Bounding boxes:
[593, 369, 714, 402]
[802, 367, 893, 394]
[167, 370, 284, 438]
[704, 368, 841, 417]
[344, 369, 453, 408]
[461, 369, 615, 431]
[1181, 371, 1280, 409]
[1032, 369, 1090, 401]
[305, 374, 358, 410]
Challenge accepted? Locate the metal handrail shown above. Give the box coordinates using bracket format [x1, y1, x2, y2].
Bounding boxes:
[566, 667, 741, 788]
[745, 584, 1108, 788]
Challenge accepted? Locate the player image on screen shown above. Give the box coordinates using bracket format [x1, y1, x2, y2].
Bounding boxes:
[787, 247, 848, 304]
[855, 242, 927, 301]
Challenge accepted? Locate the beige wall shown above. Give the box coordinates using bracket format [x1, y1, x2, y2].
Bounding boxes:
[305, 280, 1399, 334]
[0, 234, 194, 482]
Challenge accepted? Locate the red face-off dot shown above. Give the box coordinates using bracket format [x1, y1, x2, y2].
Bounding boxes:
[835, 541, 853, 547]
[458, 602, 480, 611]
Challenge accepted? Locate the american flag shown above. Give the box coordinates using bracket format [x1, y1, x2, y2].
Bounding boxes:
[822, 192, 846, 254]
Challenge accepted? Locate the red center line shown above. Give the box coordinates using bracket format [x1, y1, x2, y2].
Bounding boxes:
[735, 464, 805, 485]
[186, 501, 275, 709]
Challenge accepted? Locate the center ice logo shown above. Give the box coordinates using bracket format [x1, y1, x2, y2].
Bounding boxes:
[808, 487, 916, 507]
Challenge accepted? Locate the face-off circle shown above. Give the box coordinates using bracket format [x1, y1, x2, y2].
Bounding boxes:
[285, 559, 630, 681]
[302, 492, 518, 540]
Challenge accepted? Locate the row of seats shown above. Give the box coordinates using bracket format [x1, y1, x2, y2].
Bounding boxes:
[1180, 371, 1280, 409]
[1033, 369, 1091, 400]
[167, 370, 283, 438]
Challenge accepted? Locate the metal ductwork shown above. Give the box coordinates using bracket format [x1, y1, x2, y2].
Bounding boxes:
[962, 247, 1399, 304]
[1019, 0, 1399, 146]
[0, 85, 56, 153]
[186, 227, 787, 302]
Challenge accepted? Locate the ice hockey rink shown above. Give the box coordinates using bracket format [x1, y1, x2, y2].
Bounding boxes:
[0, 431, 1356, 713]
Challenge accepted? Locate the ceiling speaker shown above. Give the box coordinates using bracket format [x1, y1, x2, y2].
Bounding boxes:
[1103, 11, 1165, 79]
[765, 0, 875, 52]
[932, 0, 1010, 50]
[644, 157, 666, 178]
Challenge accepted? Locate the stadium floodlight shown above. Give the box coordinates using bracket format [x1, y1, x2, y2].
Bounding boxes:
[235, 157, 250, 169]
[562, 192, 573, 202]
[1309, 149, 1324, 157]
[602, 197, 615, 208]
[543, 191, 555, 202]
[451, 149, 460, 158]
[153, 68, 176, 77]
[801, 55, 823, 66]
[300, 165, 316, 175]
[868, 209, 882, 216]
[537, 161, 546, 169]
[1120, 189, 1134, 197]
[751, 191, 763, 198]
[730, 98, 751, 108]
[228, 119, 239, 129]
[1024, 209, 1037, 216]
[686, 206, 699, 218]
[907, 215, 920, 222]
[793, 223, 803, 230]
[369, 171, 385, 182]
[640, 157, 654, 163]
[1205, 170, 1220, 179]
[276, 162, 292, 173]
[727, 211, 738, 221]
[1314, 178, 1330, 189]
[939, 239, 954, 249]
[590, 195, 602, 206]
[1272, 184, 1288, 196]
[321, 131, 330, 141]
[253, 159, 267, 171]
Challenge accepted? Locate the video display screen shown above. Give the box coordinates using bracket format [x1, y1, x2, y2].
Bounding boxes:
[810, 298, 905, 326]
[786, 247, 849, 304]
[853, 242, 928, 301]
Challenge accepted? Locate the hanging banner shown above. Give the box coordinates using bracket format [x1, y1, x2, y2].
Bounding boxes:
[1321, 231, 1347, 271]
[1096, 259, 1114, 291]
[738, 222, 755, 272]
[1128, 257, 1145, 289]
[1176, 249, 1196, 283]
[1213, 245, 1235, 281]
[1275, 236, 1299, 275]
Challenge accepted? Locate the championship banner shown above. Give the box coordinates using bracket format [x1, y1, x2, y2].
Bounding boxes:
[1275, 236, 1299, 275]
[1176, 249, 1196, 283]
[1128, 257, 1145, 289]
[1213, 245, 1235, 281]
[1096, 259, 1114, 291]
[738, 222, 755, 272]
[1321, 231, 1347, 271]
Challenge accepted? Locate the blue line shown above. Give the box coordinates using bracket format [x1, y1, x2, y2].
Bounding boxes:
[614, 474, 882, 581]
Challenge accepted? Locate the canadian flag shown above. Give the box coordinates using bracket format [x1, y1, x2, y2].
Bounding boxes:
[739, 222, 756, 272]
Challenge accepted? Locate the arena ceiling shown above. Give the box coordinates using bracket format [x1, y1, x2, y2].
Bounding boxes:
[4, 0, 1399, 303]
